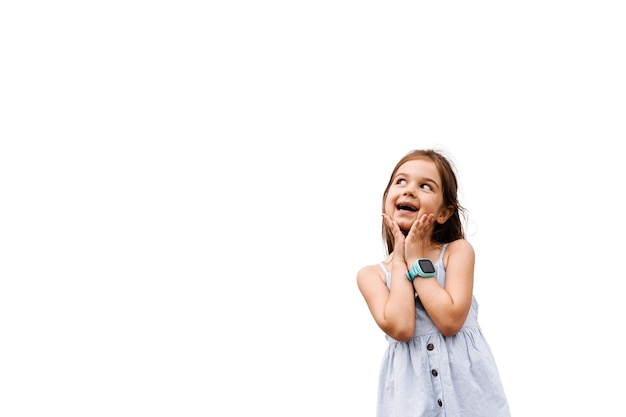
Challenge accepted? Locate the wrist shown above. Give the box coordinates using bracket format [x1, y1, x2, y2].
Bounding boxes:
[406, 258, 436, 281]
[406, 257, 418, 267]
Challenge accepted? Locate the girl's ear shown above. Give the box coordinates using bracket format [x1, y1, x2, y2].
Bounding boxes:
[436, 205, 454, 224]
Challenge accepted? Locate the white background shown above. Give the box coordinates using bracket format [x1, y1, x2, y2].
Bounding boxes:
[1, 1, 625, 416]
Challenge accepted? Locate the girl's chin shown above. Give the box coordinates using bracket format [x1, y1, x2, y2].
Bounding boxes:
[393, 217, 413, 234]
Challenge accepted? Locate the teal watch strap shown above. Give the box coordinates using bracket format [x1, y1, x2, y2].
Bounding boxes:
[406, 258, 436, 281]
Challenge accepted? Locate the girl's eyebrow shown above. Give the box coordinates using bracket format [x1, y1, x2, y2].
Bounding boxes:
[391, 172, 405, 180]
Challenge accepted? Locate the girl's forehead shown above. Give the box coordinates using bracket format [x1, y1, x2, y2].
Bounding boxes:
[397, 158, 439, 176]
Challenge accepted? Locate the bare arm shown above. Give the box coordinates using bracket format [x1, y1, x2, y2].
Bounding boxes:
[411, 238, 475, 336]
[356, 214, 417, 342]
[357, 261, 416, 342]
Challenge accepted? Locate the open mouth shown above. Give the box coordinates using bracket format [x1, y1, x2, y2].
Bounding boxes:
[397, 203, 418, 212]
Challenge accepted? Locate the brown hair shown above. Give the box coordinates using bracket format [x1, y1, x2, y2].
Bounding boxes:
[382, 149, 467, 256]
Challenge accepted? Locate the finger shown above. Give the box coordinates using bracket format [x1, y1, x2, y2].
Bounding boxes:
[382, 214, 401, 236]
[405, 219, 419, 240]
[382, 213, 395, 230]
[382, 213, 407, 250]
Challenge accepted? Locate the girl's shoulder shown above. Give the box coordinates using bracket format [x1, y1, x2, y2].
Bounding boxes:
[356, 262, 387, 287]
[446, 238, 474, 252]
[442, 238, 475, 264]
[357, 262, 384, 279]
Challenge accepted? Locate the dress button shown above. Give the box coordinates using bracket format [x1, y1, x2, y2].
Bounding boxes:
[426, 343, 434, 351]
[438, 399, 443, 407]
[431, 369, 438, 377]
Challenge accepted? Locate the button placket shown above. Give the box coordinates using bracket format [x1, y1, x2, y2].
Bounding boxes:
[425, 339, 444, 410]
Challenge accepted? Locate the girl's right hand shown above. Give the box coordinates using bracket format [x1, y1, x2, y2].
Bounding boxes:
[382, 213, 406, 265]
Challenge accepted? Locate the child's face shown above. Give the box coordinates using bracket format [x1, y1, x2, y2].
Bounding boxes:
[384, 157, 448, 233]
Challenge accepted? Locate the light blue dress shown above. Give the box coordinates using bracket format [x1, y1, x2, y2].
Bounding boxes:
[377, 243, 510, 417]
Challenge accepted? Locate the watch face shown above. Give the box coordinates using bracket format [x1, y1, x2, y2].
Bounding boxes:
[418, 259, 436, 274]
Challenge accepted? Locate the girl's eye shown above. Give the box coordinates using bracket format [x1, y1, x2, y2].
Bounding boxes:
[397, 178, 407, 185]
[420, 183, 432, 191]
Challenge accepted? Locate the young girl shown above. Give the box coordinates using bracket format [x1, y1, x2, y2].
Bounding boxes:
[357, 149, 510, 417]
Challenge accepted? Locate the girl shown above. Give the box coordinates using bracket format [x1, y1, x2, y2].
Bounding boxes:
[357, 149, 510, 417]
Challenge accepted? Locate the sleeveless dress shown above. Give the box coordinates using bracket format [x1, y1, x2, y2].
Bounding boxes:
[376, 243, 510, 417]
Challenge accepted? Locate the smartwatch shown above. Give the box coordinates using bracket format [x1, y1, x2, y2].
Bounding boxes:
[406, 258, 436, 281]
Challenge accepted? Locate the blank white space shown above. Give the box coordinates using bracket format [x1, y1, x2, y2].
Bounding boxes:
[1, 1, 625, 416]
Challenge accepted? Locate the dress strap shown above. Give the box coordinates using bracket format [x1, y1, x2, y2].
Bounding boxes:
[379, 262, 392, 289]
[437, 243, 449, 264]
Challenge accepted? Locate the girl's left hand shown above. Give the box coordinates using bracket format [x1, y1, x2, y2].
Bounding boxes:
[404, 213, 435, 262]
